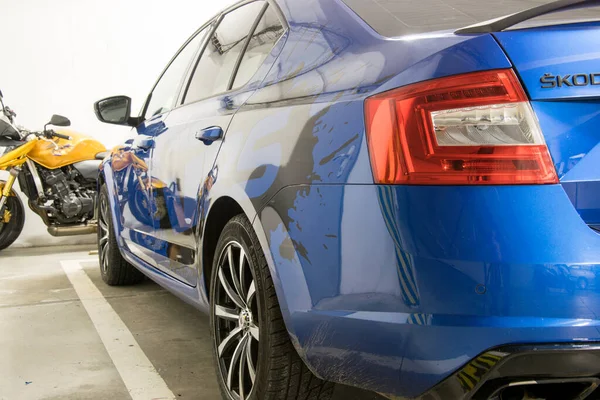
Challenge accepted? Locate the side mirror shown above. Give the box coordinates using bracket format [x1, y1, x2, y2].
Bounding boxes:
[94, 95, 134, 126]
[48, 114, 71, 127]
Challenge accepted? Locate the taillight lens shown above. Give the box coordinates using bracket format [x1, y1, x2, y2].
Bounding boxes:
[365, 69, 558, 185]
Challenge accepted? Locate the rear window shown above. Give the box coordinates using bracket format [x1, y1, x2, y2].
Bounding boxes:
[341, 0, 600, 37]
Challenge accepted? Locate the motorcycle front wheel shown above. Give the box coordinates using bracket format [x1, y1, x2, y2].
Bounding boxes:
[0, 194, 25, 251]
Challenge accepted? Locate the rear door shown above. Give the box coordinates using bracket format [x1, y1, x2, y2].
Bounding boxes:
[148, 0, 285, 286]
[119, 26, 208, 265]
[495, 20, 600, 227]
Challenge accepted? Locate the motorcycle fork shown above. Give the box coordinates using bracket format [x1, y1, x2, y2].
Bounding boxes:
[0, 168, 18, 223]
[136, 174, 147, 191]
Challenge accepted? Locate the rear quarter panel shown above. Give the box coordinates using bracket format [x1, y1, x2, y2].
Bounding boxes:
[203, 0, 514, 395]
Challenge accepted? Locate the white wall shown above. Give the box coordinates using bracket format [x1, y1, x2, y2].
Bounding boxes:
[0, 0, 235, 247]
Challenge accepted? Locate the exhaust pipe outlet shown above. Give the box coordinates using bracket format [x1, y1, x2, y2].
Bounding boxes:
[492, 378, 600, 400]
[48, 225, 97, 237]
[499, 386, 525, 400]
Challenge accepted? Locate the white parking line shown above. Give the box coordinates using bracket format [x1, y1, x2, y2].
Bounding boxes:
[60, 259, 175, 400]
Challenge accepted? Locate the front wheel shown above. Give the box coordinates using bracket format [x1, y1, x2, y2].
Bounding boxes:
[210, 215, 334, 400]
[0, 192, 25, 251]
[98, 184, 144, 285]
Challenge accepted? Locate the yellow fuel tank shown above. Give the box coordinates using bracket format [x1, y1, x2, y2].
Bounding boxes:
[27, 129, 106, 170]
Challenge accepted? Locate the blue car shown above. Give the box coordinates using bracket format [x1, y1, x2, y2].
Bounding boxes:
[93, 0, 600, 399]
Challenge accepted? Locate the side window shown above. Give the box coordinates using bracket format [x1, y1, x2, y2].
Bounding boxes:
[232, 5, 284, 89]
[144, 26, 209, 119]
[183, 1, 266, 104]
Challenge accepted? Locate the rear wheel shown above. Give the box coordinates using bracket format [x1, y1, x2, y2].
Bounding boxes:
[210, 215, 334, 400]
[0, 192, 25, 252]
[98, 184, 144, 286]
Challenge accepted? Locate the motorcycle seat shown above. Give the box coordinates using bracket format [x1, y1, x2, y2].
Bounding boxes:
[95, 151, 109, 160]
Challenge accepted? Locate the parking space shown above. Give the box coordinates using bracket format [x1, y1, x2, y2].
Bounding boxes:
[0, 246, 383, 400]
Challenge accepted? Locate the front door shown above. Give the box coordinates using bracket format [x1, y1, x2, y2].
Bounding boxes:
[118, 116, 164, 266]
[120, 21, 210, 265]
[148, 0, 284, 286]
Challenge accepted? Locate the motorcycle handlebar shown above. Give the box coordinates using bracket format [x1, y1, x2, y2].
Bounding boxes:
[50, 131, 71, 140]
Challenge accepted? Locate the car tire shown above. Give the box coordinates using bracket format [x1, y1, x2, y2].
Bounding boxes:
[0, 193, 25, 252]
[98, 184, 144, 286]
[210, 214, 334, 400]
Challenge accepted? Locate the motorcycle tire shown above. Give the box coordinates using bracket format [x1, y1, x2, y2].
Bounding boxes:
[0, 193, 25, 251]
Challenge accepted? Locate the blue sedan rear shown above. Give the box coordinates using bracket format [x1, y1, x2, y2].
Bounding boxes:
[94, 0, 600, 399]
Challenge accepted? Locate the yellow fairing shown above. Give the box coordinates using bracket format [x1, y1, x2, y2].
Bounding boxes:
[0, 140, 37, 170]
[28, 129, 106, 170]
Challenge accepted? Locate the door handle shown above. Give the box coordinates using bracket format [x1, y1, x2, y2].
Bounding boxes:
[195, 126, 223, 145]
[132, 135, 154, 151]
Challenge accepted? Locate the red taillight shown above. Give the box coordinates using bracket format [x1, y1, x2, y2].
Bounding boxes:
[365, 69, 558, 185]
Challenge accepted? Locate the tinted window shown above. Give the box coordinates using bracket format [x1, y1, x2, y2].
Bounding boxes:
[144, 26, 209, 119]
[183, 1, 266, 104]
[232, 5, 284, 89]
[341, 0, 600, 37]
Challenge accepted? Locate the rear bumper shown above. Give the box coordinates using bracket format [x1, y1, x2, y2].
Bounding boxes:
[258, 184, 600, 397]
[421, 343, 600, 400]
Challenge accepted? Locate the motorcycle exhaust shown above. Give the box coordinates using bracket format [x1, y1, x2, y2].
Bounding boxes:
[47, 224, 97, 237]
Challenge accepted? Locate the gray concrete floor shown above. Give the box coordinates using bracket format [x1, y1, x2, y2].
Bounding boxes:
[0, 246, 384, 400]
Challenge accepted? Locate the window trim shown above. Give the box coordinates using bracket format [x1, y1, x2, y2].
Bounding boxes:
[175, 18, 221, 107]
[140, 0, 288, 122]
[230, 3, 286, 91]
[140, 19, 217, 121]
[266, 0, 288, 31]
[178, 12, 225, 106]
[219, 0, 289, 31]
[178, 0, 288, 108]
[180, 0, 267, 105]
[226, 2, 269, 91]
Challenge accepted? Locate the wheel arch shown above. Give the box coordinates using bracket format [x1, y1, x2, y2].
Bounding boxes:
[199, 185, 324, 378]
[97, 160, 125, 250]
[201, 195, 245, 301]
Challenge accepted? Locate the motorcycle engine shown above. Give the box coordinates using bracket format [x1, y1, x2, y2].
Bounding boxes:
[41, 167, 95, 221]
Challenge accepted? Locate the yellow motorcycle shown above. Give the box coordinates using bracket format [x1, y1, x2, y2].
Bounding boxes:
[0, 90, 107, 250]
